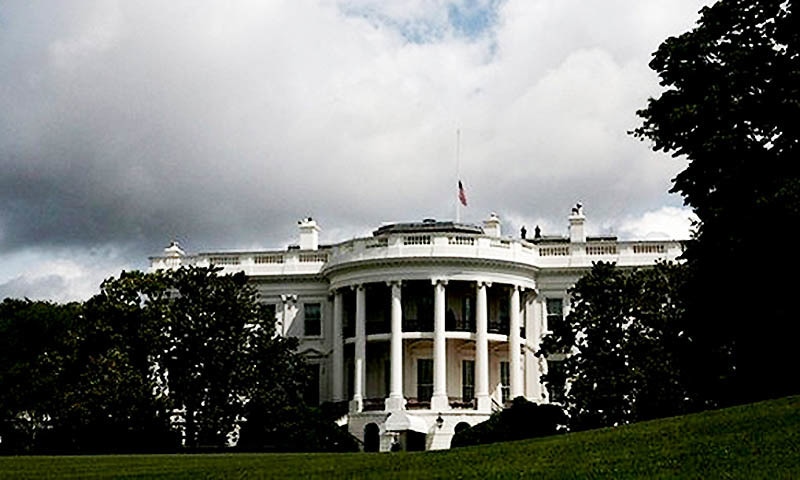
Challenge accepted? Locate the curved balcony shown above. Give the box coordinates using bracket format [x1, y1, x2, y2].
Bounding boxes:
[150, 232, 681, 278]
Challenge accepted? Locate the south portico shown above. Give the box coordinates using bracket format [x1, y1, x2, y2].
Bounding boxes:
[326, 264, 537, 450]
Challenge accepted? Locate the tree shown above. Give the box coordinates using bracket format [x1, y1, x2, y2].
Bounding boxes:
[41, 270, 178, 453]
[164, 266, 308, 449]
[633, 0, 800, 404]
[0, 299, 80, 452]
[450, 397, 567, 448]
[2, 266, 315, 452]
[538, 262, 691, 430]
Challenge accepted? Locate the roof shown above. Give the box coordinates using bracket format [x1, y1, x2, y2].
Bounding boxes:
[373, 219, 484, 236]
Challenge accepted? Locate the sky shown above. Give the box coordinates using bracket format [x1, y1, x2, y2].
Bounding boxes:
[0, 0, 711, 302]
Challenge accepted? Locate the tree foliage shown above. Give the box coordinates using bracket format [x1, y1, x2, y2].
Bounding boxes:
[450, 397, 567, 448]
[164, 266, 308, 449]
[538, 262, 691, 431]
[0, 299, 80, 452]
[0, 266, 314, 453]
[634, 0, 800, 403]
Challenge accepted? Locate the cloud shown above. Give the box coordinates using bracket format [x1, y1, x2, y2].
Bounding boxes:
[618, 207, 698, 241]
[0, 0, 711, 300]
[0, 247, 132, 302]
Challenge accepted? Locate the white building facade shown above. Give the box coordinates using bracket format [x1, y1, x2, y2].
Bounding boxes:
[149, 208, 682, 451]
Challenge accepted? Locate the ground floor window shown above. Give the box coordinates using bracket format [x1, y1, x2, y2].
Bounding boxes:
[304, 363, 320, 406]
[500, 361, 510, 404]
[417, 359, 433, 401]
[462, 360, 475, 401]
[547, 360, 567, 404]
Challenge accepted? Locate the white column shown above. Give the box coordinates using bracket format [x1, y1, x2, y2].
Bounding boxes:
[332, 291, 344, 402]
[475, 281, 490, 411]
[386, 281, 406, 410]
[431, 279, 449, 411]
[351, 285, 366, 413]
[509, 286, 523, 399]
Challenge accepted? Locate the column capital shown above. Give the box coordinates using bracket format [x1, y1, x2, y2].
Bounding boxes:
[476, 280, 492, 289]
[431, 278, 448, 286]
[350, 284, 365, 292]
[386, 280, 403, 288]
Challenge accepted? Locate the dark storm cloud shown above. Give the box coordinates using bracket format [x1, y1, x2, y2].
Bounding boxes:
[0, 0, 707, 300]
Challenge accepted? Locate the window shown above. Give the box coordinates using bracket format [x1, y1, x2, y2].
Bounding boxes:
[304, 363, 320, 405]
[547, 360, 567, 404]
[500, 361, 510, 404]
[417, 359, 433, 401]
[499, 297, 509, 324]
[343, 290, 356, 338]
[461, 297, 475, 331]
[346, 358, 354, 400]
[546, 298, 564, 331]
[304, 303, 321, 336]
[462, 360, 475, 401]
[262, 303, 276, 323]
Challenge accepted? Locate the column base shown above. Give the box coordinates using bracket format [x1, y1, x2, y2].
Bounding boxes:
[384, 395, 407, 411]
[430, 394, 450, 411]
[349, 397, 363, 413]
[476, 395, 492, 412]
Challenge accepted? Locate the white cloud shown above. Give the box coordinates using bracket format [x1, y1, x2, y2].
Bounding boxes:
[618, 207, 698, 241]
[0, 248, 134, 303]
[0, 0, 712, 301]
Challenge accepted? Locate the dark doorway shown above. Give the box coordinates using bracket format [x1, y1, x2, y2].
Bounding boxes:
[364, 423, 380, 452]
[406, 431, 427, 451]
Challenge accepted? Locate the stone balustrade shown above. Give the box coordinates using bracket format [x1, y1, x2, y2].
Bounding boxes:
[149, 232, 682, 275]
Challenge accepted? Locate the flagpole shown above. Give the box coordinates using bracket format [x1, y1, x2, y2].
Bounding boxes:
[455, 129, 461, 223]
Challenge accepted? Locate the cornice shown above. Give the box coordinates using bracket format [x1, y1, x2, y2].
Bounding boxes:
[248, 273, 326, 284]
[321, 255, 541, 279]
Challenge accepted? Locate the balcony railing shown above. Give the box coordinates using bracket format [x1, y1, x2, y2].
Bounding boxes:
[366, 320, 390, 335]
[403, 317, 433, 332]
[362, 398, 385, 412]
[449, 398, 477, 410]
[343, 323, 355, 338]
[446, 317, 475, 332]
[406, 397, 431, 410]
[488, 319, 510, 335]
[150, 234, 682, 275]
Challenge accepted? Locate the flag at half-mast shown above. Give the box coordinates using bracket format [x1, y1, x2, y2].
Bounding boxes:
[458, 180, 468, 207]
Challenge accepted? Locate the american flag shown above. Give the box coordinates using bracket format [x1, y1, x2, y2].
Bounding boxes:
[458, 180, 468, 207]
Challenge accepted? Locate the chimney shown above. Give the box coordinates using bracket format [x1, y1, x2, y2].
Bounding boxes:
[298, 217, 320, 250]
[569, 203, 586, 243]
[483, 212, 501, 237]
[164, 240, 185, 257]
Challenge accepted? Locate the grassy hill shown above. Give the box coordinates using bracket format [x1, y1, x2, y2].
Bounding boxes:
[1, 395, 798, 479]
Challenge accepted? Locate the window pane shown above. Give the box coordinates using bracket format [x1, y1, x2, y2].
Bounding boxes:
[304, 303, 321, 336]
[500, 361, 510, 403]
[546, 298, 564, 330]
[417, 359, 433, 401]
[462, 360, 475, 401]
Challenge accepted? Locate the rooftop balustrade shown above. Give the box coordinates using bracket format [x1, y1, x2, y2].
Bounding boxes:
[149, 232, 682, 275]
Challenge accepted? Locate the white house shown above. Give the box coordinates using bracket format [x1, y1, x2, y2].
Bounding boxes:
[149, 206, 682, 451]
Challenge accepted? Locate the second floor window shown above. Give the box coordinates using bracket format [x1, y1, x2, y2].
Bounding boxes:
[304, 303, 321, 336]
[546, 298, 564, 331]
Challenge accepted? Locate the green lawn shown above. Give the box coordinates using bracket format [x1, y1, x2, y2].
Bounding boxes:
[2, 396, 799, 479]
